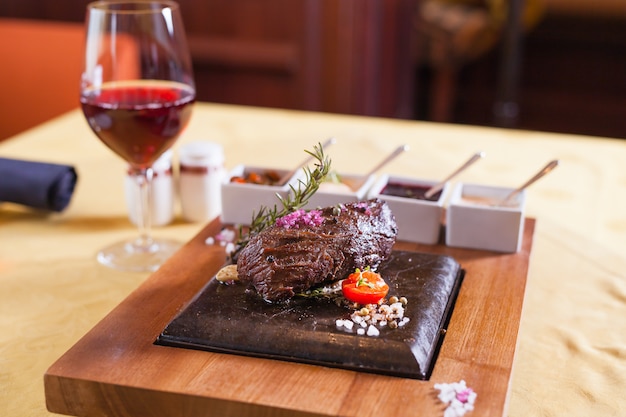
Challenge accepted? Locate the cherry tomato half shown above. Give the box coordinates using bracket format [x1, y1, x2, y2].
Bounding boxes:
[341, 269, 389, 304]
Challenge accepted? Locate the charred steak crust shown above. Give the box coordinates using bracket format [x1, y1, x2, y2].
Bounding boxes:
[236, 199, 398, 302]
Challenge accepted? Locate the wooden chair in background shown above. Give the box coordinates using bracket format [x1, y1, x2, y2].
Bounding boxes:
[414, 0, 544, 125]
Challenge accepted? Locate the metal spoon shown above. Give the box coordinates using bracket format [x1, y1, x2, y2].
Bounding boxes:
[343, 144, 409, 191]
[424, 151, 485, 199]
[278, 137, 336, 185]
[498, 159, 560, 206]
[365, 144, 410, 177]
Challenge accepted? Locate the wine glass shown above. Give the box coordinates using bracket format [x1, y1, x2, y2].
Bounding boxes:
[80, 1, 195, 272]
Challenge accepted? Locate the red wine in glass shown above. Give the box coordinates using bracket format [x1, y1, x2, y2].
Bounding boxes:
[81, 81, 195, 168]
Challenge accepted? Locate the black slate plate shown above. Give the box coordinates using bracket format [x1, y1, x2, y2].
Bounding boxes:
[156, 250, 463, 380]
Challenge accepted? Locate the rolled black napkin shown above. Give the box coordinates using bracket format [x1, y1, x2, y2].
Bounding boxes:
[0, 157, 78, 212]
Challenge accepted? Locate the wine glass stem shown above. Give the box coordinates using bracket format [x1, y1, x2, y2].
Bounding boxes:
[131, 167, 154, 248]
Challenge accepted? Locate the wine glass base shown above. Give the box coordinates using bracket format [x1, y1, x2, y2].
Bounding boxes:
[96, 237, 182, 272]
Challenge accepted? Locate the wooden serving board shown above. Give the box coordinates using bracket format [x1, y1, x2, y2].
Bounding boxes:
[45, 218, 535, 417]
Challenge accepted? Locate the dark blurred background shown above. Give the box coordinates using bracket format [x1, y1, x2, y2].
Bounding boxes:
[1, 0, 625, 140]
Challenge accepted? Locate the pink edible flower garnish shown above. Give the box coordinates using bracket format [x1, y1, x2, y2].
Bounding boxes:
[354, 201, 372, 215]
[434, 380, 477, 417]
[275, 209, 324, 229]
[215, 228, 236, 243]
[456, 388, 474, 403]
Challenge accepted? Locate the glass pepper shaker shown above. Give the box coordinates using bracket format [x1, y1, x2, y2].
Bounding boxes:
[178, 141, 225, 223]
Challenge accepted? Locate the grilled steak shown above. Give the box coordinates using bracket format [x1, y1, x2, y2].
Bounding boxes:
[236, 199, 397, 302]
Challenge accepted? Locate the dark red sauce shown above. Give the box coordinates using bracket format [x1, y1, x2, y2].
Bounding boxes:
[380, 182, 441, 201]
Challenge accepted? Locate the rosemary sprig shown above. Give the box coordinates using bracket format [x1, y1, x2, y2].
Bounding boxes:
[230, 142, 332, 261]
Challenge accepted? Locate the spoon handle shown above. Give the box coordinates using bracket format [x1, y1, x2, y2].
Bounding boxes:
[278, 137, 336, 185]
[499, 159, 560, 205]
[424, 151, 485, 199]
[365, 144, 409, 177]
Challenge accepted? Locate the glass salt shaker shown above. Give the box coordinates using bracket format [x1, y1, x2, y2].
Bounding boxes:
[178, 141, 225, 223]
[125, 150, 174, 227]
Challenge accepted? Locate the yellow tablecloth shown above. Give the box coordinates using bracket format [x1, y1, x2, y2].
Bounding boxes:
[1, 103, 625, 416]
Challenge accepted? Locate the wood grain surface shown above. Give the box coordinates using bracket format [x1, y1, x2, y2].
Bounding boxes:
[44, 218, 535, 417]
